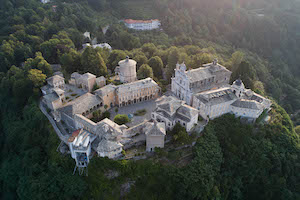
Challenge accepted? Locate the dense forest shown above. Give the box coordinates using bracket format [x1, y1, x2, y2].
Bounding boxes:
[0, 0, 299, 199]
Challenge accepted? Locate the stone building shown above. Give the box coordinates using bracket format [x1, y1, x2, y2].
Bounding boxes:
[94, 84, 118, 109]
[47, 75, 65, 89]
[151, 96, 199, 132]
[144, 122, 166, 152]
[56, 93, 103, 129]
[192, 87, 237, 120]
[73, 115, 127, 159]
[192, 79, 272, 123]
[115, 56, 137, 83]
[42, 88, 66, 111]
[70, 72, 106, 92]
[116, 78, 160, 107]
[94, 78, 160, 108]
[171, 59, 231, 105]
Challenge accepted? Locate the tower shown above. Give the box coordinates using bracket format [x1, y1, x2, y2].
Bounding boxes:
[117, 56, 137, 83]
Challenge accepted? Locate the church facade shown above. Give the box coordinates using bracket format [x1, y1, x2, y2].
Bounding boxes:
[171, 59, 231, 105]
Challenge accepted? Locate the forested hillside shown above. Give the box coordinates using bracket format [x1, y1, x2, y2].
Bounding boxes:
[0, 0, 299, 199]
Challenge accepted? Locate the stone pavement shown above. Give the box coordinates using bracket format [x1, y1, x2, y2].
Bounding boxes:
[109, 99, 157, 127]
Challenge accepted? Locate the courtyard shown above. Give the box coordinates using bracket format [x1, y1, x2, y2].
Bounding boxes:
[63, 84, 87, 103]
[109, 99, 158, 127]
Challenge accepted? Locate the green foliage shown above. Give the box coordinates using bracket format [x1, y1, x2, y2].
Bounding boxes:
[134, 109, 147, 116]
[81, 46, 107, 76]
[171, 123, 192, 145]
[27, 69, 46, 87]
[137, 64, 153, 79]
[114, 114, 130, 125]
[148, 56, 163, 79]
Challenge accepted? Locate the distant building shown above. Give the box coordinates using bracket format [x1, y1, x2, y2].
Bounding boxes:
[144, 122, 166, 152]
[115, 56, 137, 83]
[70, 72, 106, 92]
[123, 19, 161, 30]
[151, 96, 199, 132]
[83, 32, 91, 40]
[82, 43, 112, 51]
[171, 59, 231, 105]
[41, 0, 50, 3]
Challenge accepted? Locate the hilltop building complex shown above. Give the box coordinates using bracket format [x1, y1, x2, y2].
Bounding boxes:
[40, 55, 271, 174]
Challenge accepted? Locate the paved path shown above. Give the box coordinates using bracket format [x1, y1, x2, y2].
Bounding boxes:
[39, 101, 69, 144]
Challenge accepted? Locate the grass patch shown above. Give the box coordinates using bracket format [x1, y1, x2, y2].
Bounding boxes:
[65, 96, 70, 100]
[134, 109, 147, 116]
[70, 93, 77, 96]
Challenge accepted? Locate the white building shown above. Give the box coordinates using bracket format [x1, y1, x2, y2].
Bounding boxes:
[68, 129, 97, 168]
[171, 59, 231, 105]
[123, 19, 161, 30]
[41, 0, 50, 3]
[82, 43, 112, 51]
[192, 79, 272, 123]
[151, 96, 199, 132]
[115, 56, 137, 83]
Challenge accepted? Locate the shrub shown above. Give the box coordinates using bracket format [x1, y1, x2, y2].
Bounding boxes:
[115, 108, 118, 113]
[102, 111, 111, 119]
[198, 115, 204, 121]
[134, 109, 147, 116]
[114, 114, 130, 125]
[66, 96, 70, 100]
[70, 93, 77, 96]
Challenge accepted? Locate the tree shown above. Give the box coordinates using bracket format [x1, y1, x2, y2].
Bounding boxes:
[81, 47, 107, 76]
[114, 114, 130, 125]
[233, 61, 256, 88]
[231, 51, 244, 71]
[167, 47, 180, 80]
[40, 31, 75, 63]
[295, 125, 300, 134]
[107, 50, 127, 71]
[60, 49, 82, 73]
[137, 64, 153, 79]
[133, 54, 148, 69]
[141, 43, 157, 58]
[24, 52, 52, 76]
[27, 69, 46, 87]
[191, 53, 212, 68]
[148, 56, 163, 78]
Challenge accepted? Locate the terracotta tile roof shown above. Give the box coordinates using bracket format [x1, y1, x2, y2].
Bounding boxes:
[68, 129, 81, 143]
[123, 19, 159, 24]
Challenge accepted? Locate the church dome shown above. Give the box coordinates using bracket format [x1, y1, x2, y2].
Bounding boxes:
[233, 79, 245, 89]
